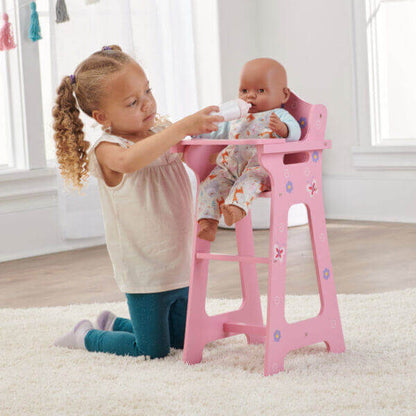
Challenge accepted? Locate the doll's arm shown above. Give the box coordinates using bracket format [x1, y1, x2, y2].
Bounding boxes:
[269, 109, 301, 142]
[269, 113, 289, 138]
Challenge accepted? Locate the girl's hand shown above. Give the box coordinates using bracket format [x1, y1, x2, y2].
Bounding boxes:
[179, 106, 225, 137]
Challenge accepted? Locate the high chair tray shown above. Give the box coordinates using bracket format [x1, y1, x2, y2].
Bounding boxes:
[171, 138, 331, 155]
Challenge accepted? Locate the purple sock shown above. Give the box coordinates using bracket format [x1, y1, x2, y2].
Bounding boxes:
[54, 320, 93, 350]
[95, 311, 117, 331]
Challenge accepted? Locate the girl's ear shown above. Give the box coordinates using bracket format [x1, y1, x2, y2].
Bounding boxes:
[92, 109, 107, 126]
[282, 87, 290, 104]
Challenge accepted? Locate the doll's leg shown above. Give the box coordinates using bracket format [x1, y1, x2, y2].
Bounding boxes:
[197, 166, 234, 241]
[222, 166, 270, 226]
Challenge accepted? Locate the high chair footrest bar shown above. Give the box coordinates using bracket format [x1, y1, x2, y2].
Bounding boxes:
[223, 322, 266, 337]
[286, 316, 333, 350]
[196, 252, 269, 264]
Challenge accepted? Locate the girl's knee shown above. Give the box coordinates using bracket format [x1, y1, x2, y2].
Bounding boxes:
[135, 339, 170, 359]
[141, 346, 170, 360]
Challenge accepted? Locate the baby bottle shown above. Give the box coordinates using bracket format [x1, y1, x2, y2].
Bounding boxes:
[194, 99, 251, 138]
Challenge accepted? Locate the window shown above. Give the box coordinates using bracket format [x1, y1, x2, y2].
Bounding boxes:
[352, 0, 416, 168]
[367, 0, 416, 146]
[0, 3, 17, 169]
[0, 57, 12, 168]
[37, 0, 54, 161]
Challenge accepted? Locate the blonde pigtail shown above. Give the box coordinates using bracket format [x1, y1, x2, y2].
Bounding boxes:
[52, 76, 90, 191]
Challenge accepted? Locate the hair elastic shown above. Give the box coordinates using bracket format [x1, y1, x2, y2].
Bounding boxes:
[69, 74, 76, 84]
[102, 46, 112, 51]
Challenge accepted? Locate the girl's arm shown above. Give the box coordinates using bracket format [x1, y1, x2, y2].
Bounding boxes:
[96, 106, 223, 173]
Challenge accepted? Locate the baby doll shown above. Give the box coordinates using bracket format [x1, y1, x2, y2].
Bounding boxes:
[197, 58, 301, 241]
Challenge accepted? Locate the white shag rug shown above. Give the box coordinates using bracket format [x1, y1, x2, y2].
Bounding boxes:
[1, 289, 415, 416]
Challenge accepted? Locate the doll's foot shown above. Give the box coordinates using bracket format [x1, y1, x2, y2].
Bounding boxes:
[222, 204, 246, 226]
[197, 219, 218, 241]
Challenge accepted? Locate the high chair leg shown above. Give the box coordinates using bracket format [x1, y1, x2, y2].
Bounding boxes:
[264, 202, 289, 376]
[306, 195, 345, 354]
[183, 235, 211, 365]
[235, 212, 264, 344]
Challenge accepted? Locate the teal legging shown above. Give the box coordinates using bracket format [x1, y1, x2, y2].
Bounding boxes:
[85, 287, 189, 359]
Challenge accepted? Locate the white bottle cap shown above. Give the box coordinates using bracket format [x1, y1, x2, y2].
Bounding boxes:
[218, 99, 251, 121]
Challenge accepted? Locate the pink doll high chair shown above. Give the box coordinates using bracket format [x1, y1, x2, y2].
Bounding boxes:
[171, 92, 345, 376]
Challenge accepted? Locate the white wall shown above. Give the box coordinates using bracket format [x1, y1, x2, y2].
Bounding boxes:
[216, 0, 260, 101]
[217, 0, 416, 223]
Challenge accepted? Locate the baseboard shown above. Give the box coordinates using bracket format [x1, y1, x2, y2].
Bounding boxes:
[0, 238, 105, 263]
[323, 174, 416, 224]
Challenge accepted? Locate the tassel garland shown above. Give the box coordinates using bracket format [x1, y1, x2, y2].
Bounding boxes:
[29, 2, 42, 42]
[56, 0, 70, 23]
[0, 13, 17, 51]
[1, 0, 103, 48]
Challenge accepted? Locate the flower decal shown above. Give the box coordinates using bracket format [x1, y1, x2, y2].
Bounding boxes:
[273, 244, 285, 263]
[323, 268, 330, 280]
[312, 151, 319, 163]
[307, 180, 318, 197]
[273, 330, 281, 342]
[299, 117, 307, 129]
[286, 181, 293, 193]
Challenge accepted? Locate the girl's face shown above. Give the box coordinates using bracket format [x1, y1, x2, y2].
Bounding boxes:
[95, 61, 157, 140]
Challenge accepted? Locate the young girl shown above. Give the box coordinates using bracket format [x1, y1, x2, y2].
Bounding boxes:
[52, 45, 223, 359]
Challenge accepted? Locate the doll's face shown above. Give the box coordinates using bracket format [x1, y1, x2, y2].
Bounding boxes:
[239, 59, 290, 113]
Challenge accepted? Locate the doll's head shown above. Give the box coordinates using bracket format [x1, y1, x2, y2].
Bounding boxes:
[238, 58, 290, 113]
[52, 45, 163, 190]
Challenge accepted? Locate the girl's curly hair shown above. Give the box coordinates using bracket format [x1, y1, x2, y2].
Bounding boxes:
[52, 45, 168, 190]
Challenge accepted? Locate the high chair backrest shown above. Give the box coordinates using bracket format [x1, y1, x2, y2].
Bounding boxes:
[283, 91, 327, 143]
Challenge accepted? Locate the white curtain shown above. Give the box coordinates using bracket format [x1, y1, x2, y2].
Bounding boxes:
[51, 0, 198, 239]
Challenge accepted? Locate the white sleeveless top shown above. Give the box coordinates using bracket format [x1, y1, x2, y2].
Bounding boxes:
[87, 126, 193, 293]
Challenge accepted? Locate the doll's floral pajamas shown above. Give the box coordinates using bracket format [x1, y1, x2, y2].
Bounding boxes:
[197, 108, 301, 221]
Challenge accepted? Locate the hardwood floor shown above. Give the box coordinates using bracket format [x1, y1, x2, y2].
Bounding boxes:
[1, 220, 415, 308]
